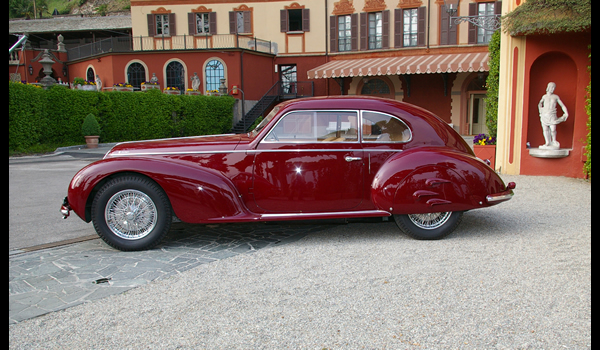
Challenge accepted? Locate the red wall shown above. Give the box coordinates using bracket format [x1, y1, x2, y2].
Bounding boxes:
[65, 50, 275, 100]
[519, 32, 591, 178]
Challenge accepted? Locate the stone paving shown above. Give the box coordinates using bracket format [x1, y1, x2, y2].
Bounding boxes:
[9, 221, 328, 324]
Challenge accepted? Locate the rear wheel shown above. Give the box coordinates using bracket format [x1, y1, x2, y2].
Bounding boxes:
[394, 211, 463, 240]
[91, 175, 172, 251]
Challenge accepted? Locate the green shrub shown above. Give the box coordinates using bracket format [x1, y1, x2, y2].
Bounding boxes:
[485, 30, 501, 138]
[9, 82, 236, 154]
[81, 113, 101, 136]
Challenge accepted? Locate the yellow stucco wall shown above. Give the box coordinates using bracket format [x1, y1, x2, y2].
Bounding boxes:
[495, 0, 525, 175]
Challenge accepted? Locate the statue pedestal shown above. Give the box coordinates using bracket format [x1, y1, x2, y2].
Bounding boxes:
[529, 148, 570, 158]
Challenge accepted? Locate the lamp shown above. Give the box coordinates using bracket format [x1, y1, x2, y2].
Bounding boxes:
[443, 0, 501, 31]
[444, 0, 459, 16]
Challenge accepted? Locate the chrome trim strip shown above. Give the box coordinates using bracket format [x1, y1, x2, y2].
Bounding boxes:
[260, 210, 391, 219]
[108, 148, 404, 157]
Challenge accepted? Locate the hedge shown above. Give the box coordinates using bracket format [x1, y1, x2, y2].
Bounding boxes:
[9, 82, 235, 153]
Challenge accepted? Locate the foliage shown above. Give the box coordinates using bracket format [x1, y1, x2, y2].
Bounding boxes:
[81, 113, 101, 136]
[484, 30, 501, 138]
[9, 82, 235, 154]
[583, 48, 591, 178]
[473, 133, 497, 146]
[8, 81, 47, 152]
[502, 0, 591, 36]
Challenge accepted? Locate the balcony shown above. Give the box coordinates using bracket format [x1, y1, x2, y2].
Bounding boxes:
[66, 34, 276, 61]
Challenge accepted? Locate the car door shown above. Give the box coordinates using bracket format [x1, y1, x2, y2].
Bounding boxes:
[252, 110, 364, 213]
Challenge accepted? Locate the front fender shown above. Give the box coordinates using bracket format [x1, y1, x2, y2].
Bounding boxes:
[67, 157, 248, 223]
[371, 147, 507, 214]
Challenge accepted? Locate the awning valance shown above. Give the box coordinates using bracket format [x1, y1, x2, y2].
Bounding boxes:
[307, 52, 489, 79]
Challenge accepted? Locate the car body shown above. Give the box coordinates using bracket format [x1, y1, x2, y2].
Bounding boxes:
[61, 96, 514, 251]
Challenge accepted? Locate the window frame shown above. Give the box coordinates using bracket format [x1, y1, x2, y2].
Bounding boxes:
[281, 8, 310, 33]
[259, 109, 412, 144]
[155, 14, 170, 36]
[204, 59, 225, 92]
[476, 2, 495, 44]
[361, 110, 412, 143]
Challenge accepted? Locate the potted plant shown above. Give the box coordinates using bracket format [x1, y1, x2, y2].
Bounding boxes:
[163, 86, 180, 95]
[113, 83, 134, 92]
[185, 88, 201, 96]
[141, 81, 160, 91]
[73, 77, 96, 91]
[473, 133, 496, 169]
[82, 113, 101, 148]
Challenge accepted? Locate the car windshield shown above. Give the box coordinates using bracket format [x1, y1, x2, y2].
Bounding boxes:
[249, 106, 280, 137]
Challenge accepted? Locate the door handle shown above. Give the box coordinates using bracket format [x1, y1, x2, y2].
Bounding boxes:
[345, 156, 362, 162]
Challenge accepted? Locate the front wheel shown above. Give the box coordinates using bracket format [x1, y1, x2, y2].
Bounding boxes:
[394, 211, 463, 240]
[91, 175, 172, 251]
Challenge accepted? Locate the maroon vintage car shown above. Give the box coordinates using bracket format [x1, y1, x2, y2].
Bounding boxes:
[61, 96, 514, 251]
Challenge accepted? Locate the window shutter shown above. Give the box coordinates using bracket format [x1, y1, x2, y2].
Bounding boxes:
[351, 13, 358, 51]
[209, 12, 217, 34]
[280, 9, 288, 32]
[244, 11, 251, 33]
[302, 9, 310, 32]
[382, 10, 389, 49]
[147, 14, 155, 37]
[417, 6, 426, 46]
[468, 3, 476, 44]
[169, 13, 176, 36]
[329, 15, 337, 53]
[229, 11, 236, 34]
[188, 13, 195, 35]
[360, 12, 367, 51]
[440, 5, 458, 45]
[394, 9, 403, 48]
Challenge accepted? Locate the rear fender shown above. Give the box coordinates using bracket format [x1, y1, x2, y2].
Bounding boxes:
[67, 157, 247, 223]
[371, 148, 506, 214]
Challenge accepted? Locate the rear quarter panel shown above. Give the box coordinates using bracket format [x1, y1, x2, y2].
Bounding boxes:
[371, 147, 506, 214]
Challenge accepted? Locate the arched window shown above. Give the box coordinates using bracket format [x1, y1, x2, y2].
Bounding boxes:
[127, 62, 146, 91]
[205, 59, 224, 92]
[166, 61, 185, 91]
[86, 67, 95, 82]
[361, 78, 390, 95]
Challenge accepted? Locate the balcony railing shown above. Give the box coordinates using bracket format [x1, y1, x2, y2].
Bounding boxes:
[67, 34, 276, 61]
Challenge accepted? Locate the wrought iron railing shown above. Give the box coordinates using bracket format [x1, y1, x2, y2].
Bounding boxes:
[66, 34, 276, 61]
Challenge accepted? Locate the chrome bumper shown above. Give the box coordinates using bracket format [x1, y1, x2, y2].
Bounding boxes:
[486, 182, 516, 204]
[60, 196, 71, 219]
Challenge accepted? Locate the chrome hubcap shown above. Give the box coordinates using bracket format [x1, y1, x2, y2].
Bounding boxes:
[105, 190, 157, 240]
[408, 212, 452, 230]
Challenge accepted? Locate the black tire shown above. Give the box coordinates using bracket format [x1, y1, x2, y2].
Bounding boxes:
[394, 211, 463, 240]
[91, 175, 172, 251]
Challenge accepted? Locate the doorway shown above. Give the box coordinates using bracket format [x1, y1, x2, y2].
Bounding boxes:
[469, 94, 488, 135]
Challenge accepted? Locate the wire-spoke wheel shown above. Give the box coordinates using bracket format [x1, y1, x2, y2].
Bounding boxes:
[92, 175, 172, 251]
[394, 211, 463, 240]
[105, 190, 157, 240]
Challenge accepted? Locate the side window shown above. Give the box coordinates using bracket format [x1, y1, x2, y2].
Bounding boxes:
[362, 111, 411, 142]
[264, 111, 358, 142]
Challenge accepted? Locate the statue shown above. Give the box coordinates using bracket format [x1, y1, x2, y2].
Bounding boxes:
[538, 82, 568, 150]
[95, 74, 102, 91]
[191, 72, 200, 91]
[149, 73, 159, 84]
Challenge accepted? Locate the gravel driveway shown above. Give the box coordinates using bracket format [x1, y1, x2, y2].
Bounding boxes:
[9, 175, 591, 349]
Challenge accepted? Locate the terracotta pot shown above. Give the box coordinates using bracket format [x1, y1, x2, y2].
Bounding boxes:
[473, 144, 496, 169]
[85, 135, 99, 149]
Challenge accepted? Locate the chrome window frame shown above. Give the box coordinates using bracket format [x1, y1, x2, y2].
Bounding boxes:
[360, 110, 413, 144]
[260, 109, 413, 145]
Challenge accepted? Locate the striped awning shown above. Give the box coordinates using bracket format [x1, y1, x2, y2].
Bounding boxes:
[307, 52, 489, 79]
